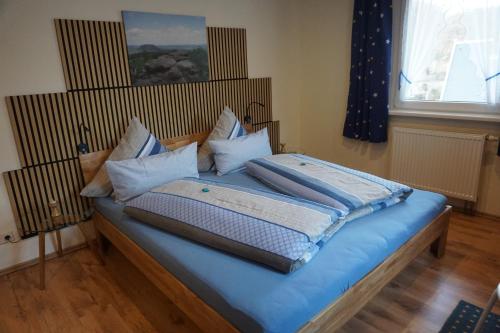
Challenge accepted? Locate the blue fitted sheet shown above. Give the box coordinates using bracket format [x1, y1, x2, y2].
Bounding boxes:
[95, 171, 446, 333]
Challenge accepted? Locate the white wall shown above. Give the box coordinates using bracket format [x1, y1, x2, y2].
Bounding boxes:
[0, 0, 302, 270]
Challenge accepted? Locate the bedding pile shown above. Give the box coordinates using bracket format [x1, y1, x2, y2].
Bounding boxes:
[246, 154, 413, 221]
[124, 178, 344, 273]
[87, 114, 414, 273]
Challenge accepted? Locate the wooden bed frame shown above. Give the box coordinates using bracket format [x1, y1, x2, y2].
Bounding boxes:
[79, 130, 451, 333]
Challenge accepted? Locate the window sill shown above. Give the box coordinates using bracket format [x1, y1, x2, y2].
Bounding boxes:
[389, 109, 500, 123]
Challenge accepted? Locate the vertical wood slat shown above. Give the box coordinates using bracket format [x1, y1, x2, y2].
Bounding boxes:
[2, 159, 91, 238]
[7, 78, 271, 168]
[54, 19, 249, 90]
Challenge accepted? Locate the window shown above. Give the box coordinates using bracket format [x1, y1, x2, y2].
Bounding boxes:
[392, 0, 500, 120]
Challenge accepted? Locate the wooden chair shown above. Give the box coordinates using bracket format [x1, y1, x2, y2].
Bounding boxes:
[473, 282, 500, 333]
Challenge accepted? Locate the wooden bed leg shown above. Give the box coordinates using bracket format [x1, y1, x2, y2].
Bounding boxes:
[39, 231, 45, 290]
[95, 230, 108, 265]
[55, 229, 63, 257]
[431, 211, 450, 258]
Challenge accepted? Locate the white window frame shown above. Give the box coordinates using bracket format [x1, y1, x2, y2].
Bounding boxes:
[389, 0, 500, 123]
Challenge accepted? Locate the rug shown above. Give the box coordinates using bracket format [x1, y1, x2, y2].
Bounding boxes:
[439, 300, 500, 333]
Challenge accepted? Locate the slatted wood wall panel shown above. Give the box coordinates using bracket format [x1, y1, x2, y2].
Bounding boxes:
[3, 160, 91, 238]
[207, 27, 248, 80]
[55, 19, 131, 90]
[254, 121, 281, 154]
[6, 78, 271, 168]
[55, 19, 248, 90]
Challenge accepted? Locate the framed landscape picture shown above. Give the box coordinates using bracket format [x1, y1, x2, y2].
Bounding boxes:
[122, 11, 209, 86]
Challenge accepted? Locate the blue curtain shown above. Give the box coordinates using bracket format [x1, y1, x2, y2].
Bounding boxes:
[343, 0, 392, 143]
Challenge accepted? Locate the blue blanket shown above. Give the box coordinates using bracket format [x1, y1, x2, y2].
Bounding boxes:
[246, 154, 413, 220]
[125, 178, 344, 273]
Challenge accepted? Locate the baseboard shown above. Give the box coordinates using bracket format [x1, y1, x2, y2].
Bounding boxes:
[0, 242, 88, 277]
[450, 205, 500, 222]
[446, 197, 500, 221]
[473, 211, 500, 222]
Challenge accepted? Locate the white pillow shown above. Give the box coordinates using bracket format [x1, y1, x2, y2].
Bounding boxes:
[106, 142, 199, 202]
[208, 129, 273, 176]
[80, 117, 166, 197]
[197, 106, 246, 172]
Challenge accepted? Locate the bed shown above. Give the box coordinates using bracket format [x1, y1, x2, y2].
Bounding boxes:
[80, 130, 451, 333]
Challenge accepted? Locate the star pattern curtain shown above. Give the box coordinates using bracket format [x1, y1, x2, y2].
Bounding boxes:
[343, 0, 393, 143]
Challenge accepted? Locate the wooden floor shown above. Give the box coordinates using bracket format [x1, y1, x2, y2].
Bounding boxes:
[0, 212, 498, 333]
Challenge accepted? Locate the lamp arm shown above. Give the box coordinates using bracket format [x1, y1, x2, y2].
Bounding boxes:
[77, 123, 90, 154]
[244, 102, 265, 124]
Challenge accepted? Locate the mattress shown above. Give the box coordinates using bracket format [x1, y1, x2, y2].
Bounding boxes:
[95, 171, 447, 333]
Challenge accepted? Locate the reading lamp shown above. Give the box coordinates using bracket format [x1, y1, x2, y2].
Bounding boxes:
[244, 102, 265, 124]
[77, 123, 91, 154]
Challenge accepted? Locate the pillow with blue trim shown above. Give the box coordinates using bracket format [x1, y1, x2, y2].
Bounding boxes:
[106, 142, 199, 202]
[80, 117, 167, 197]
[197, 106, 246, 172]
[209, 128, 272, 176]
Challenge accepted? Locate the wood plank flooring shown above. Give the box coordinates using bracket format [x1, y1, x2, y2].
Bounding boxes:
[340, 213, 500, 333]
[0, 212, 498, 333]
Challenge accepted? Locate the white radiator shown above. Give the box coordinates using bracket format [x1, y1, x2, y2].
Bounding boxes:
[390, 127, 486, 202]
